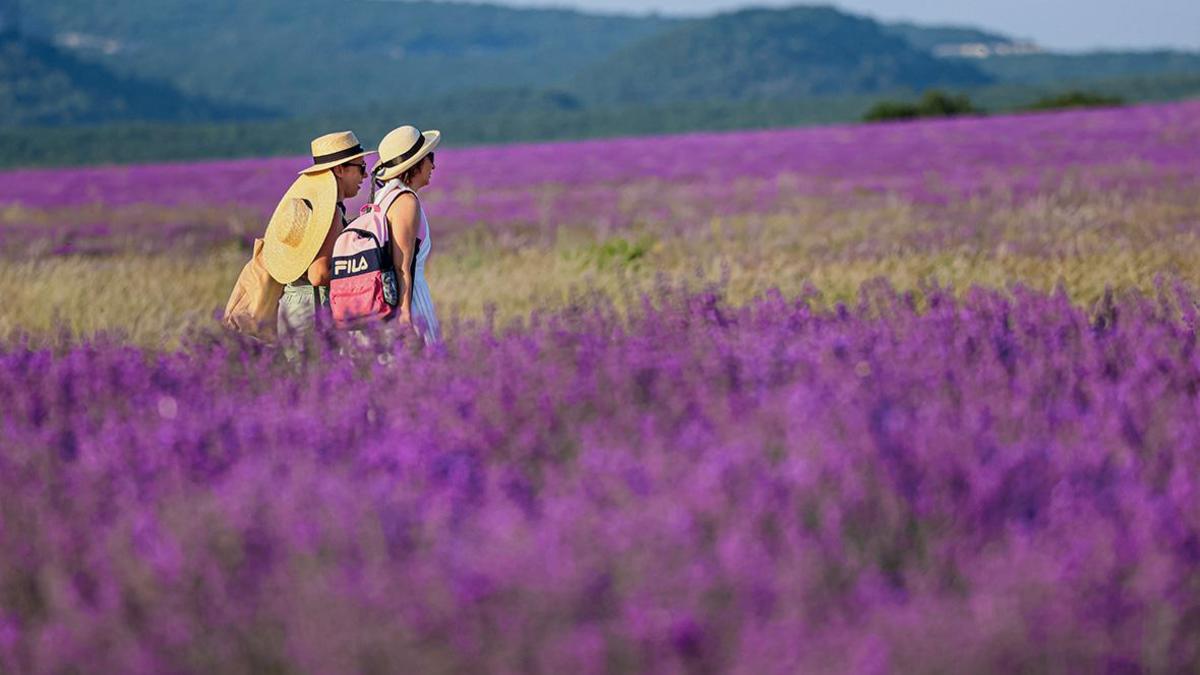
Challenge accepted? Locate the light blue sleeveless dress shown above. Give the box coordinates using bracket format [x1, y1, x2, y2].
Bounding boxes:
[376, 180, 440, 345]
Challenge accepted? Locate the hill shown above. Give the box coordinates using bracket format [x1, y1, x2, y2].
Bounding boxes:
[886, 23, 1200, 89]
[574, 7, 993, 105]
[15, 1, 1200, 122]
[975, 50, 1200, 85]
[1, 0, 1197, 147]
[22, 0, 674, 115]
[0, 34, 268, 125]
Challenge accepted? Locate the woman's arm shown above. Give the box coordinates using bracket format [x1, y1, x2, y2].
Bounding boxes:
[387, 194, 420, 327]
[306, 211, 342, 286]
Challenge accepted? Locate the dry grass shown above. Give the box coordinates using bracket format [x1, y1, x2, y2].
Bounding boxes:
[0, 249, 242, 344]
[3, 191, 1199, 345]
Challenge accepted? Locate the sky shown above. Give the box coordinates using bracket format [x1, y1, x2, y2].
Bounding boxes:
[482, 0, 1200, 52]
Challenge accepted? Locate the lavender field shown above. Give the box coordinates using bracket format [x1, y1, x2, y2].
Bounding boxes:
[3, 102, 1200, 344]
[4, 101, 1199, 254]
[3, 102, 1200, 672]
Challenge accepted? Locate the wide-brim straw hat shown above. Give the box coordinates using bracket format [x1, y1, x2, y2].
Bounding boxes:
[373, 126, 441, 182]
[300, 131, 375, 175]
[262, 171, 338, 283]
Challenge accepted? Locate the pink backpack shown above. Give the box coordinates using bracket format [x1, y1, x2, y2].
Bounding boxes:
[329, 190, 404, 329]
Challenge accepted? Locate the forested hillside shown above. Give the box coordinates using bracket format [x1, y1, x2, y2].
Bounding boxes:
[15, 1, 1200, 121]
[2, 1, 1198, 167]
[22, 0, 673, 114]
[0, 34, 267, 125]
[975, 51, 1200, 85]
[577, 7, 992, 104]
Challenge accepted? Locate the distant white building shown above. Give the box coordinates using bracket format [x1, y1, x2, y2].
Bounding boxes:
[54, 31, 126, 55]
[934, 42, 1043, 59]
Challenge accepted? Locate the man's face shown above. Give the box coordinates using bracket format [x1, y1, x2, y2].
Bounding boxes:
[334, 160, 368, 198]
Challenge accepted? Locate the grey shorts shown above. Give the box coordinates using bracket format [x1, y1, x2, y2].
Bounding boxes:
[277, 283, 328, 336]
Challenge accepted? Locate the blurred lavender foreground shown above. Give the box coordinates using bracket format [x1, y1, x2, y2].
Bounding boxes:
[3, 283, 1200, 672]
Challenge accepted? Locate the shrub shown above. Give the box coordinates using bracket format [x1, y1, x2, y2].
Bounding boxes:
[915, 89, 978, 116]
[863, 90, 978, 122]
[863, 100, 920, 122]
[1025, 90, 1125, 111]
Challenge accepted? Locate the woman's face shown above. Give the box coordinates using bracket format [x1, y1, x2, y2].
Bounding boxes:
[412, 154, 436, 189]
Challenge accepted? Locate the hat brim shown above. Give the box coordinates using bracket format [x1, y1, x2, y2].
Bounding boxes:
[374, 131, 441, 182]
[262, 171, 338, 284]
[299, 149, 377, 176]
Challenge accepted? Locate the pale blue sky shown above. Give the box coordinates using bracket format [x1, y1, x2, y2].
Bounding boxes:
[482, 0, 1200, 51]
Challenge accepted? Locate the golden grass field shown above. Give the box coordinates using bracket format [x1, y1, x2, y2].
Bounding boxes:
[2, 187, 1198, 346]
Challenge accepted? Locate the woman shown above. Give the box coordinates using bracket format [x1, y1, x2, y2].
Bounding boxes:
[370, 125, 442, 345]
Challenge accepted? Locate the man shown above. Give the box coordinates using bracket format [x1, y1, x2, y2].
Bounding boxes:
[262, 131, 374, 335]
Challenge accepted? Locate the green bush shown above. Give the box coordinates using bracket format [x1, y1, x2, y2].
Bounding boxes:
[863, 100, 920, 122]
[915, 90, 978, 116]
[863, 90, 978, 122]
[1025, 90, 1125, 111]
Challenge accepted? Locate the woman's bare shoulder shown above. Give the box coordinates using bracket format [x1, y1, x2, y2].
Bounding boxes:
[386, 192, 420, 236]
[386, 191, 419, 216]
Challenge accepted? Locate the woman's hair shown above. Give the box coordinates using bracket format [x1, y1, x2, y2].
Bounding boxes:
[370, 153, 433, 201]
[398, 154, 432, 187]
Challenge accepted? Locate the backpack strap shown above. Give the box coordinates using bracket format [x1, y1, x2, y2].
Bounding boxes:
[373, 185, 416, 246]
[376, 184, 413, 211]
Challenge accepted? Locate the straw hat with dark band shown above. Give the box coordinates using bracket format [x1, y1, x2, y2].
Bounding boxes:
[373, 126, 441, 182]
[300, 131, 375, 175]
[262, 171, 338, 283]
